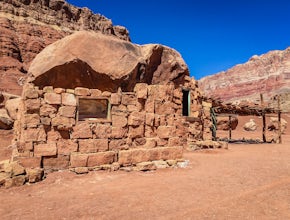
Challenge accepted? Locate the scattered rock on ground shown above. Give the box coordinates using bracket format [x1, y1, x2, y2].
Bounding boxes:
[217, 116, 238, 130]
[268, 117, 287, 133]
[243, 119, 257, 131]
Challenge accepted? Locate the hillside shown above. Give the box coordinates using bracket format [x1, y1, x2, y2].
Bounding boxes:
[0, 0, 130, 95]
[199, 47, 290, 104]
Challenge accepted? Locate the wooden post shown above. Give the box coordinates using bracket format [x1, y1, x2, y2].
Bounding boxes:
[278, 95, 282, 144]
[260, 94, 266, 143]
[229, 115, 232, 140]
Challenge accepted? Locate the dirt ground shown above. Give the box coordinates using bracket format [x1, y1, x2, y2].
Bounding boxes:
[0, 116, 290, 219]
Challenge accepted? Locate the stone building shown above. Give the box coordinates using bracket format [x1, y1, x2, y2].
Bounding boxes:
[9, 31, 214, 178]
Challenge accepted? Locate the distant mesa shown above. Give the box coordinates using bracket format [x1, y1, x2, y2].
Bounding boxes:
[199, 47, 290, 106]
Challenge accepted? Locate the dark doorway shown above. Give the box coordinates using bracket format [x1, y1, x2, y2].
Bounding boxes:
[182, 90, 190, 116]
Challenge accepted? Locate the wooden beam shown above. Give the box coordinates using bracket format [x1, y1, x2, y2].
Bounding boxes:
[229, 115, 232, 140]
[260, 94, 266, 143]
[278, 95, 282, 144]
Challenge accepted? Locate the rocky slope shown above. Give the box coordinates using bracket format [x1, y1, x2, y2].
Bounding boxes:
[199, 47, 290, 104]
[0, 0, 130, 95]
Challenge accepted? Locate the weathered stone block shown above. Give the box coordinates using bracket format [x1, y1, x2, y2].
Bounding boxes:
[122, 93, 137, 105]
[145, 125, 155, 138]
[17, 142, 33, 152]
[18, 157, 41, 168]
[24, 114, 40, 128]
[145, 100, 154, 113]
[62, 93, 77, 106]
[156, 126, 174, 139]
[127, 104, 140, 112]
[155, 101, 174, 115]
[128, 125, 144, 139]
[135, 161, 156, 171]
[57, 140, 78, 155]
[128, 112, 145, 126]
[44, 93, 61, 105]
[133, 138, 146, 146]
[153, 160, 169, 169]
[40, 104, 57, 117]
[70, 153, 88, 168]
[145, 113, 155, 126]
[24, 88, 38, 99]
[143, 138, 157, 148]
[75, 87, 90, 96]
[156, 138, 168, 146]
[109, 139, 128, 151]
[102, 91, 111, 97]
[25, 99, 41, 113]
[43, 86, 54, 93]
[91, 123, 112, 139]
[26, 168, 44, 183]
[74, 167, 89, 174]
[110, 93, 121, 105]
[52, 116, 75, 130]
[154, 115, 160, 127]
[66, 89, 75, 94]
[111, 105, 127, 114]
[40, 117, 51, 126]
[71, 123, 92, 139]
[90, 89, 102, 97]
[168, 137, 181, 146]
[4, 161, 25, 176]
[5, 175, 26, 188]
[54, 88, 65, 94]
[159, 115, 166, 126]
[173, 89, 182, 98]
[59, 106, 76, 118]
[87, 151, 116, 167]
[118, 147, 183, 166]
[158, 146, 183, 160]
[47, 128, 62, 141]
[111, 127, 128, 139]
[112, 115, 127, 128]
[118, 148, 151, 165]
[21, 127, 46, 142]
[134, 83, 148, 99]
[34, 143, 57, 157]
[43, 155, 70, 170]
[79, 139, 109, 153]
[0, 172, 9, 185]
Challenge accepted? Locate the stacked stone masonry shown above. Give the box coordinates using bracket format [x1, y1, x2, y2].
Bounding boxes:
[9, 77, 212, 175]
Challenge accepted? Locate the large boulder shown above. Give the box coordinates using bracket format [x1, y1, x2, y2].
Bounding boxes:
[268, 117, 287, 134]
[243, 119, 257, 131]
[217, 116, 238, 130]
[0, 108, 13, 130]
[5, 97, 21, 120]
[28, 31, 189, 92]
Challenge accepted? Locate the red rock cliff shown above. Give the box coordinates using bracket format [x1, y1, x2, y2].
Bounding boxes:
[199, 47, 290, 103]
[0, 0, 130, 95]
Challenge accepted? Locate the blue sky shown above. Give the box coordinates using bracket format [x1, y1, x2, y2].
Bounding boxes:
[67, 0, 290, 79]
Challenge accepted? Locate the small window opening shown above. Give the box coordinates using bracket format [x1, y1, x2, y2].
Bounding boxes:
[182, 90, 190, 116]
[78, 98, 110, 121]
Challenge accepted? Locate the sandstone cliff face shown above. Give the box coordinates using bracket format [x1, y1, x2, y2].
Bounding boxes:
[199, 47, 290, 103]
[0, 0, 130, 95]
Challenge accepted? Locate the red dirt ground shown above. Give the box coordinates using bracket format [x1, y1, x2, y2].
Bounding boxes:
[0, 116, 290, 219]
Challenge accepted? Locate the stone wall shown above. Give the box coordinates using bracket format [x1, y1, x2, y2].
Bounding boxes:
[10, 77, 208, 174]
